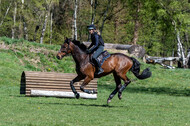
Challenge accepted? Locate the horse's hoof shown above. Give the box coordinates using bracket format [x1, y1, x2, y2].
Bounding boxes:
[107, 99, 111, 104]
[118, 95, 122, 100]
[118, 93, 122, 100]
[76, 93, 80, 99]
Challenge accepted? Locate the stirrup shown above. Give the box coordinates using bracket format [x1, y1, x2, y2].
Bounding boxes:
[97, 68, 104, 75]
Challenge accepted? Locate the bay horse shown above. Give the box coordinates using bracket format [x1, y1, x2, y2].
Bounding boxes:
[57, 38, 151, 104]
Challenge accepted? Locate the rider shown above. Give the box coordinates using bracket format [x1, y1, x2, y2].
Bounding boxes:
[86, 24, 104, 75]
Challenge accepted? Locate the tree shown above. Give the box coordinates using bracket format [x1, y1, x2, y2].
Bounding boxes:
[131, 0, 141, 45]
[12, 1, 17, 39]
[158, 0, 190, 68]
[0, 0, 189, 60]
[0, 1, 12, 26]
[40, 0, 53, 44]
[100, 0, 111, 34]
[91, 0, 97, 25]
[72, 0, 78, 40]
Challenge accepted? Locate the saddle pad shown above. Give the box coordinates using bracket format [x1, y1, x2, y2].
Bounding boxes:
[97, 51, 111, 66]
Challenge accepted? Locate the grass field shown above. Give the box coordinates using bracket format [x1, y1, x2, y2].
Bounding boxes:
[0, 37, 190, 126]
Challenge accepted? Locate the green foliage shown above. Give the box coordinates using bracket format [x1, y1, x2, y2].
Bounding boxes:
[0, 36, 25, 44]
[0, 0, 189, 56]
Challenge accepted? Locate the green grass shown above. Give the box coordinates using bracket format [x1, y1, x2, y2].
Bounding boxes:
[0, 37, 190, 126]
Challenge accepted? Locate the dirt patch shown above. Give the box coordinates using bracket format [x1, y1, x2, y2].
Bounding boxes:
[0, 42, 9, 50]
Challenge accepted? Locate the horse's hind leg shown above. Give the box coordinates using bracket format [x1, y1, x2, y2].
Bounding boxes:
[107, 72, 122, 104]
[118, 74, 131, 94]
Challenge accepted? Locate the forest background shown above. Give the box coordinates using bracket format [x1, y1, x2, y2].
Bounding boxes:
[0, 0, 189, 57]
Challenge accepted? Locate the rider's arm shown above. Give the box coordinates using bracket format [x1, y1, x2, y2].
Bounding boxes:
[88, 43, 93, 49]
[88, 34, 99, 53]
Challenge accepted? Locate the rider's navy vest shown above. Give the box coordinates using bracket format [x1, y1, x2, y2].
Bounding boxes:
[91, 32, 104, 46]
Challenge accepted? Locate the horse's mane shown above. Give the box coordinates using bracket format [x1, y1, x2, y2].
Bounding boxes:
[72, 39, 87, 52]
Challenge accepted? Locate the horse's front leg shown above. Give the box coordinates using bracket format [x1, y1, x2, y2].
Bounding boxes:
[70, 75, 84, 99]
[80, 76, 97, 94]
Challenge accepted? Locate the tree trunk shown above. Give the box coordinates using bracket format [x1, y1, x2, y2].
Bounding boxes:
[91, 0, 97, 25]
[18, 0, 23, 39]
[184, 32, 189, 50]
[114, 19, 119, 41]
[18, 17, 23, 39]
[23, 16, 28, 40]
[186, 48, 190, 68]
[12, 2, 17, 39]
[132, 1, 141, 45]
[34, 25, 39, 42]
[20, 0, 28, 40]
[87, 0, 97, 41]
[0, 0, 1, 22]
[50, 12, 53, 44]
[100, 0, 111, 34]
[176, 30, 185, 67]
[72, 0, 78, 40]
[0, 2, 12, 26]
[40, 13, 48, 44]
[90, 0, 93, 23]
[40, 0, 53, 43]
[21, 0, 24, 8]
[62, 0, 68, 8]
[132, 20, 140, 45]
[173, 21, 186, 67]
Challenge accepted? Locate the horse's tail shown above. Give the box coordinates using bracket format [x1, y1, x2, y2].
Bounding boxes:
[130, 57, 152, 80]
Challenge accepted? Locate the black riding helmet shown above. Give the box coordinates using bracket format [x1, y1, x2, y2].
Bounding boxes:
[87, 24, 96, 30]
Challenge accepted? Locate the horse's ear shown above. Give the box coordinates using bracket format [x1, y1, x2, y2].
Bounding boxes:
[64, 37, 68, 41]
[63, 37, 69, 44]
[73, 39, 76, 43]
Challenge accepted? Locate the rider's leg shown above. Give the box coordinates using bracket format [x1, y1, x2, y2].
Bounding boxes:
[93, 58, 104, 74]
[92, 46, 104, 74]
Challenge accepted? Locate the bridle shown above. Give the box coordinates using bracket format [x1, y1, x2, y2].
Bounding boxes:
[59, 39, 72, 55]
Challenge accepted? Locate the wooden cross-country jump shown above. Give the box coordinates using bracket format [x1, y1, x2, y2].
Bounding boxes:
[20, 71, 97, 99]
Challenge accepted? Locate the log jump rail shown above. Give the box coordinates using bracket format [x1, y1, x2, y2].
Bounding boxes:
[20, 71, 98, 99]
[146, 55, 180, 69]
[83, 42, 132, 50]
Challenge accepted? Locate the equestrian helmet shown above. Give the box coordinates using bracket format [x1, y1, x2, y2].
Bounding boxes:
[87, 24, 96, 30]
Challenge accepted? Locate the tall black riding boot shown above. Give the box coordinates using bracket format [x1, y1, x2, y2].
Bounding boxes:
[94, 59, 104, 75]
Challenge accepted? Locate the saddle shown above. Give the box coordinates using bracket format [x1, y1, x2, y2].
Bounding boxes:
[90, 50, 111, 66]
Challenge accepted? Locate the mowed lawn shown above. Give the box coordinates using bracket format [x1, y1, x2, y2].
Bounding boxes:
[0, 44, 190, 126]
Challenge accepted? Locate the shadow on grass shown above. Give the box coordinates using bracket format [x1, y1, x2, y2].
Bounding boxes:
[28, 101, 128, 108]
[63, 103, 122, 108]
[98, 85, 190, 97]
[126, 87, 190, 96]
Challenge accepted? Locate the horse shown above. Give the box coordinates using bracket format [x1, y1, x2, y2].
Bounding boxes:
[57, 38, 152, 104]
